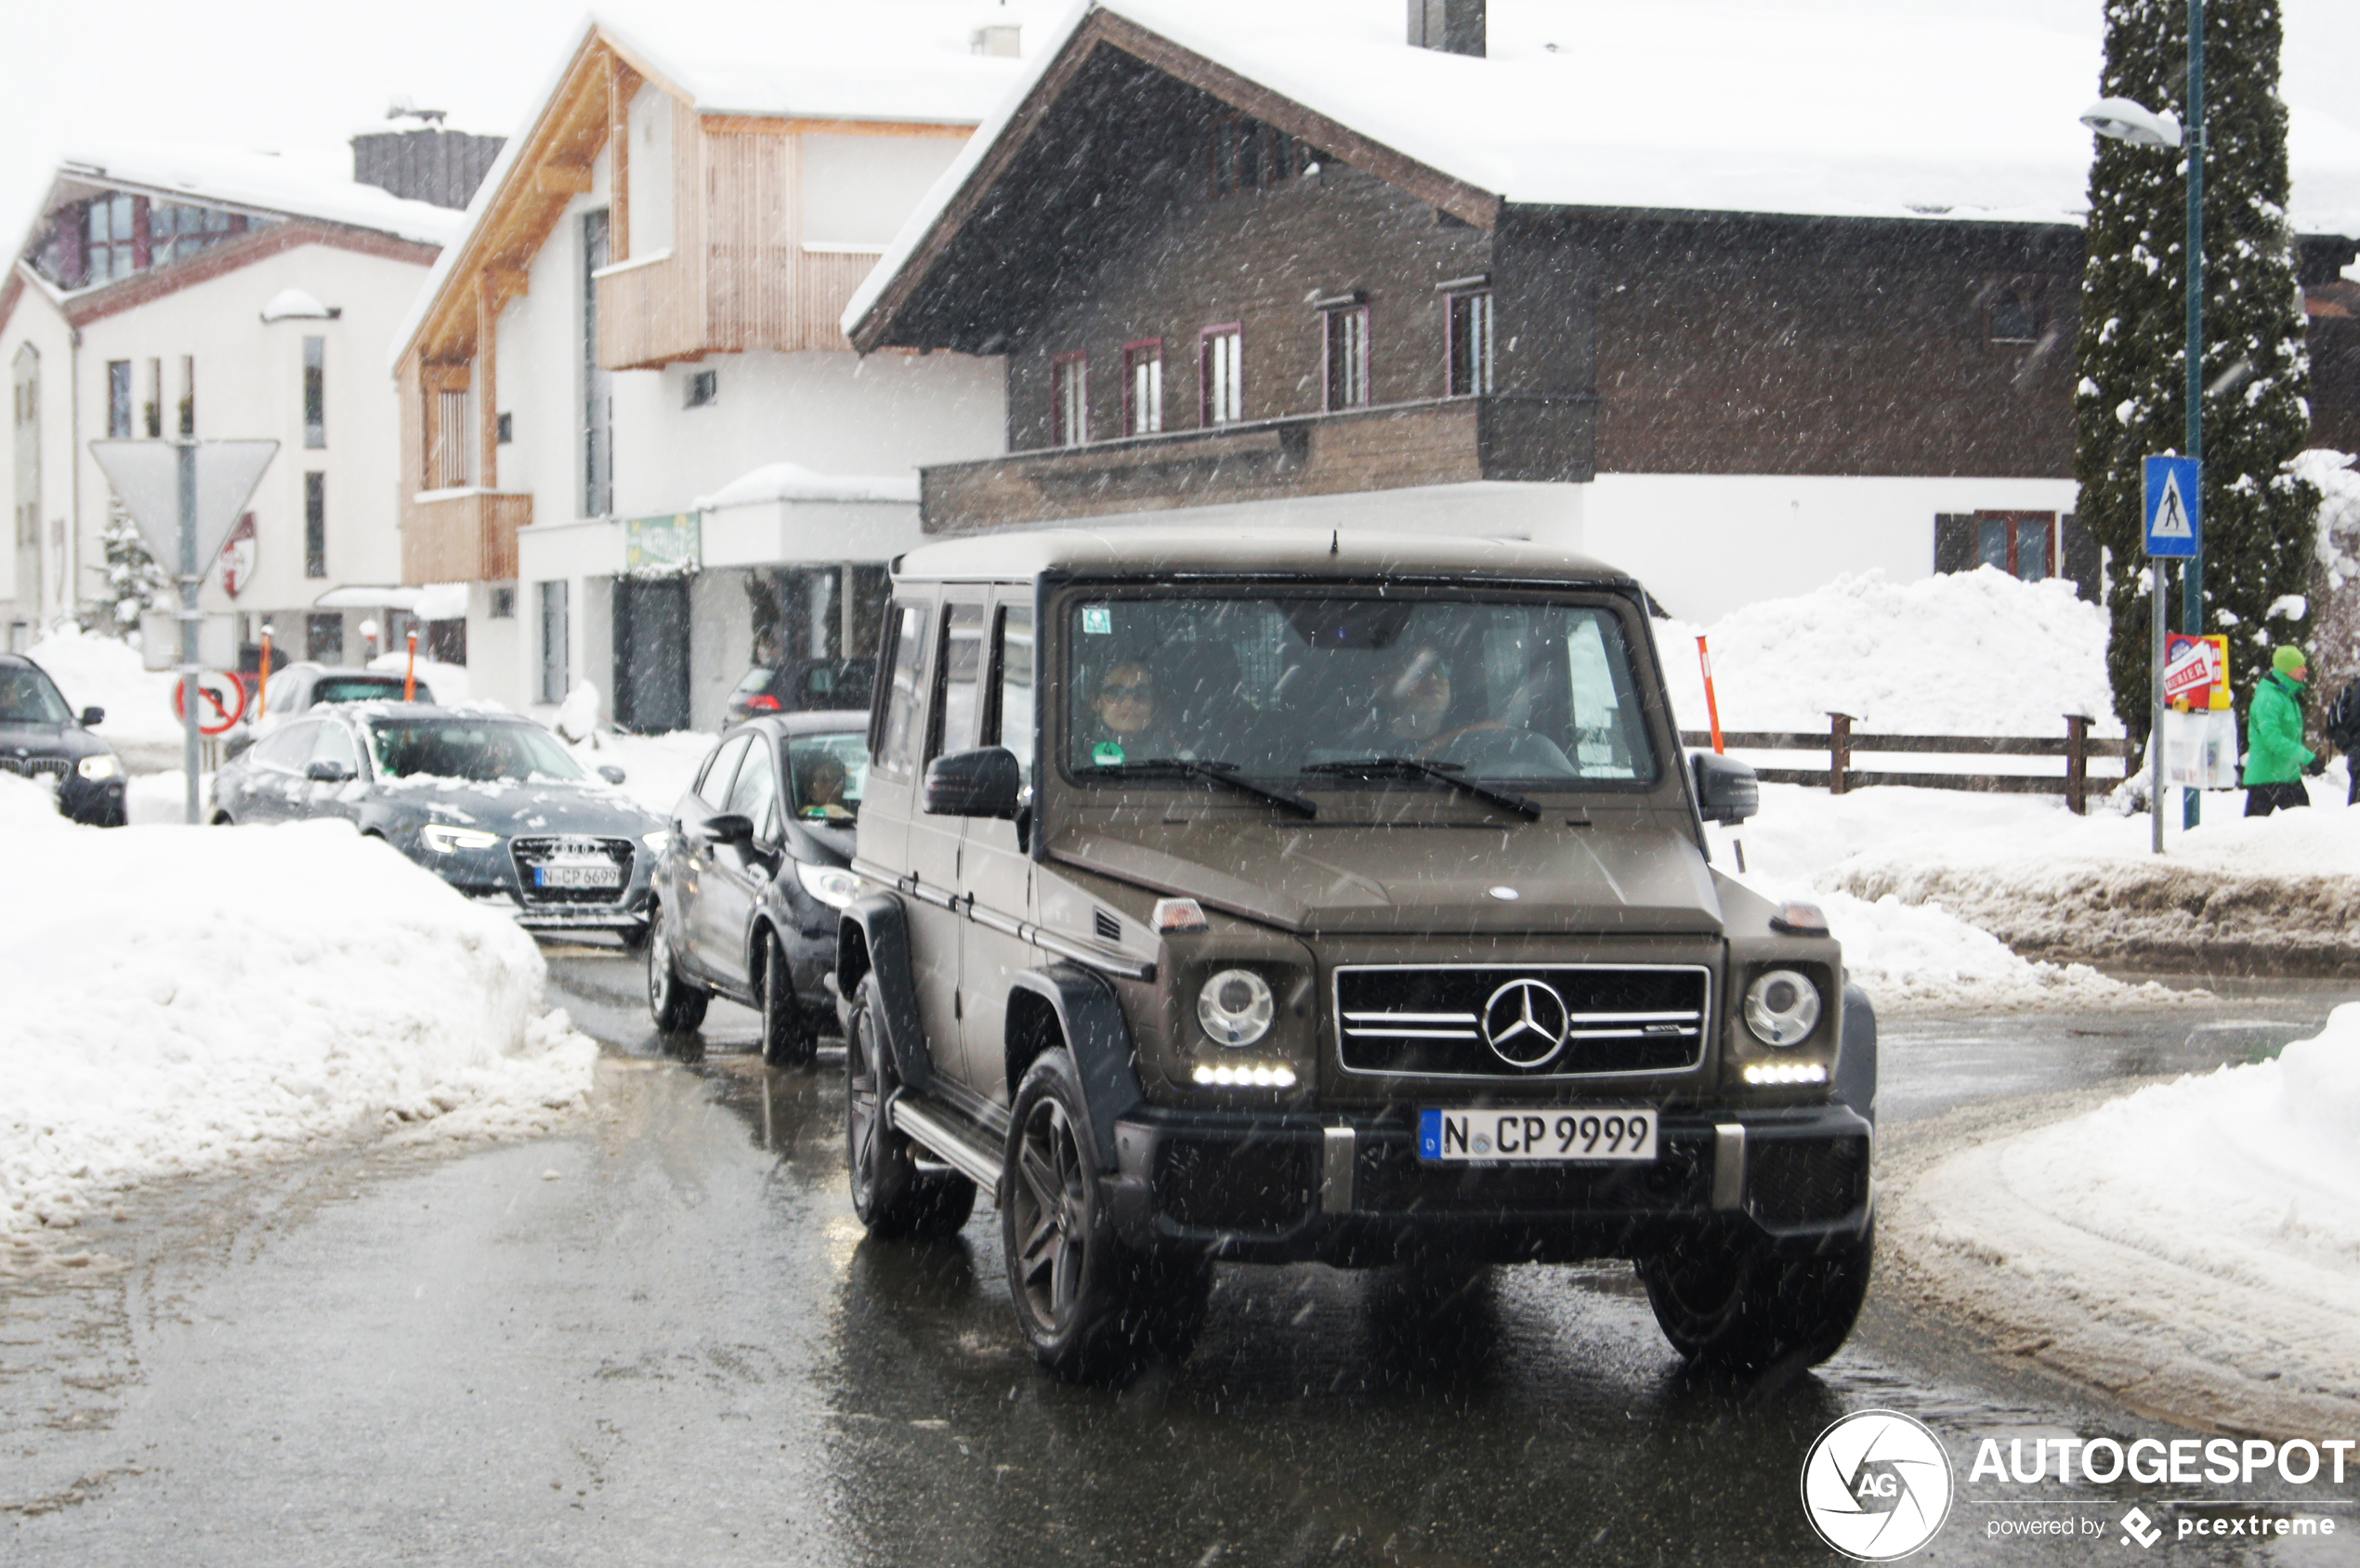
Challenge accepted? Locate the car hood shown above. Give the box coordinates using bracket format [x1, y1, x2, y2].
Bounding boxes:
[374, 777, 663, 836]
[0, 721, 110, 761]
[1046, 810, 1724, 935]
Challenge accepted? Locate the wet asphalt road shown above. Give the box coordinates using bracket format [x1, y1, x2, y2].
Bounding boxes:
[6, 955, 2359, 1566]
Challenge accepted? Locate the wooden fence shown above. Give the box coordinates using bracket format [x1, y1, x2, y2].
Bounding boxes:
[1680, 714, 2138, 815]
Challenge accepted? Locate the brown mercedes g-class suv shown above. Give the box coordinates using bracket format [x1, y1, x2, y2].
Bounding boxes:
[839, 529, 1875, 1381]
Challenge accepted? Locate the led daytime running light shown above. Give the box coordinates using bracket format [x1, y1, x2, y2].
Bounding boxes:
[1742, 1062, 1829, 1085]
[1191, 1063, 1297, 1089]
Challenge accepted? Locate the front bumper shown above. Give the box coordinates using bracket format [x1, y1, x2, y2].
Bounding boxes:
[1105, 1103, 1872, 1265]
[58, 772, 126, 828]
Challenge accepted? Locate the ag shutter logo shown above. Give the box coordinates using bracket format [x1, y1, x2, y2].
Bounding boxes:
[1802, 1410, 1955, 1561]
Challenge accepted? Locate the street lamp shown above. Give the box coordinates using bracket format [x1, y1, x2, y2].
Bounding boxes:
[2081, 0, 2206, 837]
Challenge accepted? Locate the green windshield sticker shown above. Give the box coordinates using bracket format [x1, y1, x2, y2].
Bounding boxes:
[1082, 606, 1112, 634]
[1092, 740, 1125, 766]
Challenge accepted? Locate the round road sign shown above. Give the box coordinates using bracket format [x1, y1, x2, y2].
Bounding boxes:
[173, 670, 249, 736]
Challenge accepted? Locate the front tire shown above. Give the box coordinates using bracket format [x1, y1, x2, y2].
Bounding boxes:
[646, 899, 710, 1037]
[759, 928, 818, 1068]
[1003, 1049, 1208, 1382]
[845, 974, 975, 1238]
[1636, 1217, 1874, 1374]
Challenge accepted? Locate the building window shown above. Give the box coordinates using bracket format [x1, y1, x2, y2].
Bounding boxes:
[306, 612, 344, 662]
[583, 210, 613, 516]
[1977, 512, 2054, 581]
[143, 358, 162, 438]
[304, 472, 326, 579]
[1122, 340, 1163, 436]
[490, 585, 517, 620]
[1211, 111, 1309, 197]
[1447, 289, 1494, 396]
[432, 389, 470, 488]
[151, 203, 237, 267]
[1200, 325, 1243, 425]
[496, 412, 513, 445]
[1323, 303, 1370, 411]
[1053, 353, 1089, 447]
[685, 370, 718, 409]
[106, 360, 132, 438]
[1988, 279, 2042, 344]
[538, 580, 570, 704]
[85, 195, 137, 285]
[302, 336, 326, 449]
[177, 355, 194, 437]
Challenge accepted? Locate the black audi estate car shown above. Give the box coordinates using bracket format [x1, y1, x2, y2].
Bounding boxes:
[0, 654, 125, 826]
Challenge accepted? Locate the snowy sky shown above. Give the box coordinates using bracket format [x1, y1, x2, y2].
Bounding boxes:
[3, 0, 2356, 259]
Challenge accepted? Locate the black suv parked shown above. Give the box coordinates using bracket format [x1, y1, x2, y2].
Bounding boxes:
[0, 654, 125, 825]
[837, 529, 1876, 1382]
[646, 712, 869, 1065]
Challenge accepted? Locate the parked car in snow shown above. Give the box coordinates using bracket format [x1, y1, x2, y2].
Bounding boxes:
[835, 529, 1878, 1383]
[724, 657, 874, 724]
[0, 653, 125, 826]
[210, 704, 662, 941]
[645, 711, 869, 1065]
[224, 662, 436, 756]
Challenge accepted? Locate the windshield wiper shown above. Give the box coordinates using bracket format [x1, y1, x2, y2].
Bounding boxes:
[1092, 758, 1318, 817]
[1301, 757, 1541, 820]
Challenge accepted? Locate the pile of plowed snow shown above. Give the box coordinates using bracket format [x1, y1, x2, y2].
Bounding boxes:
[21, 624, 183, 749]
[0, 775, 598, 1240]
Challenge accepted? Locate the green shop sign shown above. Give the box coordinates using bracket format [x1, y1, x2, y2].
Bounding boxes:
[623, 513, 701, 577]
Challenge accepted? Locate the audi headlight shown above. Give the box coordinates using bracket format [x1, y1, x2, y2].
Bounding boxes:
[77, 754, 120, 780]
[1743, 968, 1822, 1048]
[641, 830, 672, 854]
[1196, 968, 1274, 1048]
[795, 862, 860, 910]
[420, 823, 500, 855]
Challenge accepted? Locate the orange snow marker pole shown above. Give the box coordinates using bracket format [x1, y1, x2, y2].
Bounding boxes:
[1697, 635, 1726, 753]
[404, 627, 419, 702]
[256, 623, 274, 715]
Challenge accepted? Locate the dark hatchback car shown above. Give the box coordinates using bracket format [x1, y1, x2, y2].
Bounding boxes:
[0, 654, 125, 826]
[646, 711, 868, 1065]
[724, 657, 874, 725]
[211, 704, 664, 939]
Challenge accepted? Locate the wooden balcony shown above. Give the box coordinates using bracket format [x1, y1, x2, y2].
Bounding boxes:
[400, 490, 532, 583]
[920, 395, 1596, 532]
[598, 243, 884, 370]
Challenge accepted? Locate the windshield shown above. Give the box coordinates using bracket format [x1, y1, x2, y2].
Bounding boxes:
[368, 718, 586, 783]
[315, 676, 426, 705]
[786, 732, 868, 823]
[0, 665, 73, 725]
[1063, 595, 1658, 787]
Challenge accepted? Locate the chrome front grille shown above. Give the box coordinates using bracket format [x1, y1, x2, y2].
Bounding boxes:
[0, 756, 71, 784]
[509, 835, 635, 906]
[1334, 964, 1711, 1078]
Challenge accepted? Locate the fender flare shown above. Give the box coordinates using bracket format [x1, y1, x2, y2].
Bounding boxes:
[1834, 982, 1878, 1128]
[1008, 964, 1143, 1171]
[838, 893, 933, 1095]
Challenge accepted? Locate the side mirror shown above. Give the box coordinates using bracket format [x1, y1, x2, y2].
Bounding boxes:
[79, 706, 104, 727]
[598, 764, 626, 785]
[924, 746, 1023, 818]
[223, 732, 256, 760]
[1691, 751, 1759, 825]
[306, 760, 355, 783]
[707, 812, 755, 843]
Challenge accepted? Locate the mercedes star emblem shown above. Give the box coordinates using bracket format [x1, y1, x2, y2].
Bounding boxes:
[1480, 977, 1571, 1068]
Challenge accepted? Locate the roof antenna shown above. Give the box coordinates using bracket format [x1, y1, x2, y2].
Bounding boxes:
[1330, 529, 1339, 555]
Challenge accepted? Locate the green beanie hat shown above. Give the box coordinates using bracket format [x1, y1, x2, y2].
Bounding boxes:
[2273, 645, 2308, 677]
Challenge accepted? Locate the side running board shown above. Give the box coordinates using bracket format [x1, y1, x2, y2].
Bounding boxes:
[889, 1094, 1005, 1198]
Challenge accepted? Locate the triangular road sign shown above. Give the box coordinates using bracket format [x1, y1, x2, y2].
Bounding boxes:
[88, 439, 279, 572]
[2152, 474, 2193, 538]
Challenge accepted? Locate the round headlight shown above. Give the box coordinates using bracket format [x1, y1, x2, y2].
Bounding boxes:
[1196, 968, 1274, 1048]
[77, 753, 121, 780]
[1743, 968, 1822, 1049]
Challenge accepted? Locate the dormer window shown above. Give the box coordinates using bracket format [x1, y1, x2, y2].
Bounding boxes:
[1211, 111, 1311, 197]
[85, 195, 137, 285]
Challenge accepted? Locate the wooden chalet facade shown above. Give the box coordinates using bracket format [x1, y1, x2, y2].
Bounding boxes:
[849, 2, 2360, 620]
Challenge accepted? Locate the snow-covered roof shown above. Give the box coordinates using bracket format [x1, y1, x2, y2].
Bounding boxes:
[846, 0, 2360, 334]
[52, 142, 465, 250]
[695, 463, 920, 511]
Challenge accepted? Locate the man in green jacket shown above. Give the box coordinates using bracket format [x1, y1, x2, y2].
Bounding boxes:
[2243, 645, 2326, 817]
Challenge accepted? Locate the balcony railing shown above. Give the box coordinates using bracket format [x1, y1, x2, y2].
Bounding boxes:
[400, 489, 532, 583]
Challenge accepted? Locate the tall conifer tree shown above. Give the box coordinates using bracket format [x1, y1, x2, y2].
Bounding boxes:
[2074, 0, 2317, 739]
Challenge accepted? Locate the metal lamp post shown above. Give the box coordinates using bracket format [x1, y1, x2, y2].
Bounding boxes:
[2083, 0, 2206, 839]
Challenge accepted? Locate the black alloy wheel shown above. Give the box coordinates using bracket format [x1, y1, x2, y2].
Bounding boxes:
[1003, 1049, 1210, 1382]
[845, 973, 974, 1237]
[1635, 1215, 1875, 1375]
[760, 928, 818, 1068]
[646, 899, 710, 1037]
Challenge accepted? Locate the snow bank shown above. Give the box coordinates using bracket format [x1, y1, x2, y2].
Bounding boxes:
[1662, 566, 2120, 738]
[0, 776, 598, 1238]
[22, 625, 181, 747]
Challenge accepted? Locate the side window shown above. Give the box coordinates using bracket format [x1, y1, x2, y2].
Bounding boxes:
[725, 740, 780, 840]
[259, 721, 318, 771]
[697, 733, 754, 807]
[930, 600, 989, 761]
[989, 602, 1035, 788]
[308, 723, 361, 776]
[875, 601, 930, 777]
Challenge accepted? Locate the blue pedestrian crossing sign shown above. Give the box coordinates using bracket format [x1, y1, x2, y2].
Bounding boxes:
[2144, 455, 2200, 558]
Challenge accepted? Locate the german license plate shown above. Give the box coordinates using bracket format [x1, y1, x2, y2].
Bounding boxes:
[1419, 1106, 1657, 1163]
[535, 863, 620, 889]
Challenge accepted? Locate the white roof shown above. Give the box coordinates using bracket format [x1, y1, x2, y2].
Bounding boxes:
[391, 0, 1033, 370]
[55, 142, 465, 250]
[847, 0, 2360, 332]
[695, 462, 920, 511]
